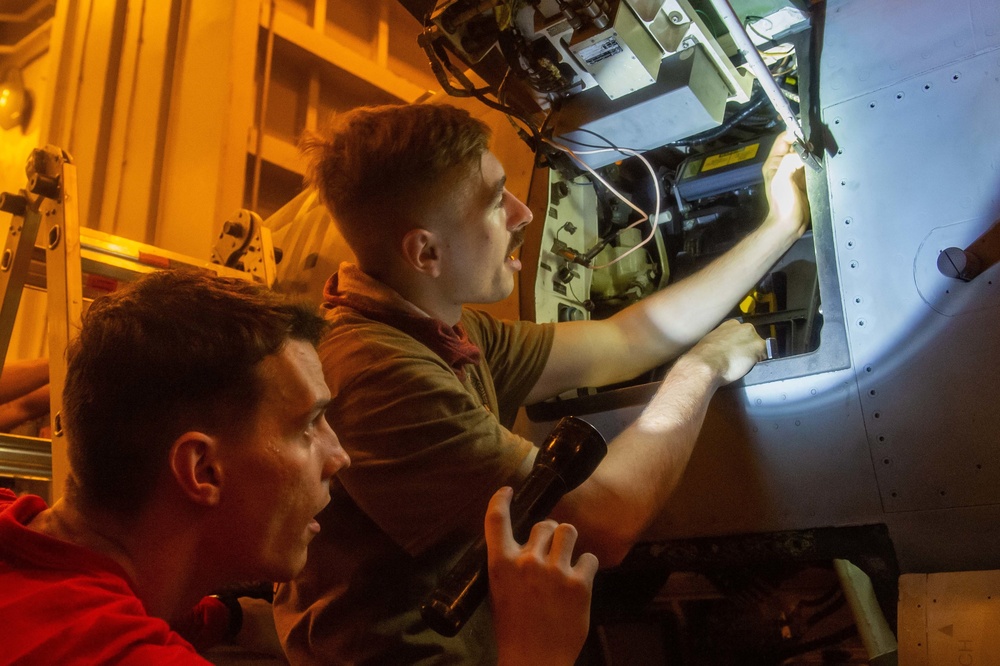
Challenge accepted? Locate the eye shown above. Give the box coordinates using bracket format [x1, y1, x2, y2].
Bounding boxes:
[303, 413, 322, 437]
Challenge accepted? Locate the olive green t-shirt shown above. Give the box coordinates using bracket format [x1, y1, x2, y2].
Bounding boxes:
[274, 304, 554, 665]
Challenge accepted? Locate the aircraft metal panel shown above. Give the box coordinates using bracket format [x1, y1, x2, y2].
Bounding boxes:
[645, 371, 884, 537]
[520, 369, 886, 540]
[820, 0, 1000, 109]
[821, 9, 1000, 514]
[511, 0, 1000, 573]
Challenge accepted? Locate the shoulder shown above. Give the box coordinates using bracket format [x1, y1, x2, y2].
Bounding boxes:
[317, 308, 454, 390]
[460, 307, 503, 333]
[0, 562, 204, 663]
[321, 307, 451, 361]
[461, 308, 555, 357]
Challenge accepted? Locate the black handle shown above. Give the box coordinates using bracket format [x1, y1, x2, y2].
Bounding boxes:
[419, 416, 608, 637]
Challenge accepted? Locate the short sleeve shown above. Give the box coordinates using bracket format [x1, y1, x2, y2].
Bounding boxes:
[461, 309, 555, 426]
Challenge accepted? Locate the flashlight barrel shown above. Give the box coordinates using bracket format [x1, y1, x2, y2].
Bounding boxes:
[419, 416, 607, 637]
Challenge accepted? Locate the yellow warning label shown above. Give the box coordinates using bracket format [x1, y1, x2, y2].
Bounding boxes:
[702, 143, 760, 172]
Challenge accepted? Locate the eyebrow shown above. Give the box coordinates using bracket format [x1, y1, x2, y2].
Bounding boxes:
[305, 397, 332, 422]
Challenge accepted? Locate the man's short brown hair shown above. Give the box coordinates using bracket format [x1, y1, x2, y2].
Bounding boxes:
[62, 269, 327, 514]
[301, 104, 491, 265]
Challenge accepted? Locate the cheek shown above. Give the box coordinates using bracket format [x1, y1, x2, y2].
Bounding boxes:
[485, 222, 506, 247]
[265, 490, 309, 561]
[254, 464, 305, 528]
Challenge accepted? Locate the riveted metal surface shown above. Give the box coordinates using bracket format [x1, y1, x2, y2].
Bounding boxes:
[821, 0, 1000, 513]
[820, 0, 1000, 108]
[516, 0, 1000, 572]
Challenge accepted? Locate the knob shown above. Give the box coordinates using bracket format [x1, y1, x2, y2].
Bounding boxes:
[937, 247, 982, 282]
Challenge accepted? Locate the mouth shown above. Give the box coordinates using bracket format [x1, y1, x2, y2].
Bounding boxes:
[307, 495, 330, 535]
[506, 232, 525, 271]
[505, 250, 522, 271]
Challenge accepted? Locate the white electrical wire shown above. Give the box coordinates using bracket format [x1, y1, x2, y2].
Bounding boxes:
[543, 139, 663, 271]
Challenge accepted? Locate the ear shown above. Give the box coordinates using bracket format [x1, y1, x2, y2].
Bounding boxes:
[400, 227, 442, 277]
[169, 432, 224, 507]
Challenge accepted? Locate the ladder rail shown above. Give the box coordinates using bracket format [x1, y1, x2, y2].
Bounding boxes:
[0, 145, 271, 501]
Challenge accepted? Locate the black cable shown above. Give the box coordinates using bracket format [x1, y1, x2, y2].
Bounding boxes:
[419, 29, 542, 147]
[432, 37, 493, 96]
[556, 128, 644, 154]
[670, 87, 771, 147]
[497, 28, 573, 95]
[470, 86, 542, 146]
[418, 32, 476, 97]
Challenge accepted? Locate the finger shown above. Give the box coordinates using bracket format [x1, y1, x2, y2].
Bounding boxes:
[763, 155, 787, 182]
[769, 130, 794, 157]
[573, 552, 600, 581]
[547, 522, 581, 568]
[741, 321, 766, 342]
[747, 333, 767, 362]
[734, 319, 761, 339]
[734, 322, 766, 359]
[484, 487, 516, 561]
[775, 151, 805, 179]
[524, 519, 559, 558]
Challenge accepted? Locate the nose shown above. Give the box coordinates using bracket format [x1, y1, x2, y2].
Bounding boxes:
[321, 423, 351, 479]
[504, 189, 532, 231]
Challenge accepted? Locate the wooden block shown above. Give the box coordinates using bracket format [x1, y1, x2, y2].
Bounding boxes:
[899, 571, 1000, 665]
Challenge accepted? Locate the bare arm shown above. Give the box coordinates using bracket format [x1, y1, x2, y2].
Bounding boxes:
[527, 135, 806, 404]
[486, 487, 598, 666]
[0, 358, 49, 405]
[548, 319, 765, 565]
[0, 384, 50, 431]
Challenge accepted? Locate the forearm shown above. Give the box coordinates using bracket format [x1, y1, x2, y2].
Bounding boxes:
[0, 385, 50, 431]
[550, 354, 720, 565]
[0, 358, 50, 404]
[530, 171, 804, 401]
[610, 138, 809, 363]
[613, 219, 798, 360]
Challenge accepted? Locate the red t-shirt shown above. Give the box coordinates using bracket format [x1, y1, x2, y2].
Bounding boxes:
[0, 488, 210, 664]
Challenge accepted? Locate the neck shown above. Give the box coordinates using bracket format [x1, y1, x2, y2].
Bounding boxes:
[393, 283, 463, 326]
[359, 263, 463, 326]
[29, 498, 212, 623]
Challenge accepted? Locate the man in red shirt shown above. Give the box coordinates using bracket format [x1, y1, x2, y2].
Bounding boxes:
[0, 270, 596, 664]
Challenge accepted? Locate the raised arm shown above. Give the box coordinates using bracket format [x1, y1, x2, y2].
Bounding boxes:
[626, 134, 808, 350]
[527, 134, 806, 404]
